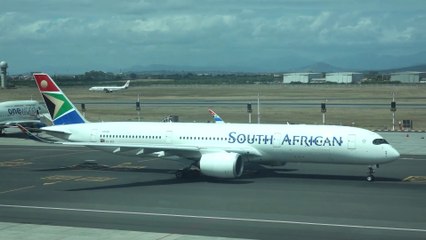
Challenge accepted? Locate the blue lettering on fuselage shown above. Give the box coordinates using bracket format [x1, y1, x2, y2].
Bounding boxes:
[7, 106, 37, 116]
[281, 134, 343, 147]
[228, 131, 343, 147]
[228, 131, 274, 145]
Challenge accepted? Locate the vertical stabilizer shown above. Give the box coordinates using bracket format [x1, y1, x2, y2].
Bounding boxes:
[208, 109, 225, 123]
[33, 73, 87, 125]
[124, 80, 130, 89]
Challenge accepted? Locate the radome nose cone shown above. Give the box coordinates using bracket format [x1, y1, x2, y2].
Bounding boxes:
[388, 147, 400, 161]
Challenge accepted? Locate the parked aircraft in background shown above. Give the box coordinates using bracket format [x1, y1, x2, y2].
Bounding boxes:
[89, 80, 130, 93]
[33, 73, 399, 181]
[208, 108, 225, 123]
[0, 100, 48, 134]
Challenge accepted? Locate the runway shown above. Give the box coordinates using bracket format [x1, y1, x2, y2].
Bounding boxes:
[0, 143, 425, 240]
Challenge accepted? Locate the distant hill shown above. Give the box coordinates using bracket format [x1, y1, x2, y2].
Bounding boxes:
[289, 62, 345, 73]
[380, 64, 426, 73]
[125, 64, 245, 74]
[108, 62, 426, 75]
[287, 62, 426, 74]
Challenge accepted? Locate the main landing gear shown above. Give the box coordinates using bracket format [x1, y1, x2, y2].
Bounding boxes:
[175, 168, 201, 179]
[175, 163, 201, 179]
[366, 164, 379, 182]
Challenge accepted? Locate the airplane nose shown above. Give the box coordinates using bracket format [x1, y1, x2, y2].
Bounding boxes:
[386, 146, 400, 161]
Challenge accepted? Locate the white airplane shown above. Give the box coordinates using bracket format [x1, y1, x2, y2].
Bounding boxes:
[89, 80, 130, 93]
[33, 73, 399, 181]
[0, 100, 48, 134]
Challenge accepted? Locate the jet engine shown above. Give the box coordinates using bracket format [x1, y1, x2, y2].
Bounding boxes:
[199, 152, 244, 178]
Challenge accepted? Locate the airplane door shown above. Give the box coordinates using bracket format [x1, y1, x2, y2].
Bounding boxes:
[347, 134, 356, 149]
[165, 130, 173, 144]
[90, 129, 99, 142]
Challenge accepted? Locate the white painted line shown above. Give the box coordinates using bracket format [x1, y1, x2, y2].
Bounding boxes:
[400, 158, 426, 161]
[0, 204, 425, 233]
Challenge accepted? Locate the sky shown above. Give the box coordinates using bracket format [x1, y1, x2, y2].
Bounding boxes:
[1, 0, 426, 74]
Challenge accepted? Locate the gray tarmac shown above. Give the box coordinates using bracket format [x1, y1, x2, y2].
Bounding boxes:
[0, 134, 425, 240]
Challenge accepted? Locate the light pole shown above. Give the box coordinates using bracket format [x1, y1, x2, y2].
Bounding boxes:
[391, 92, 396, 131]
[321, 102, 327, 125]
[136, 94, 141, 122]
[247, 103, 252, 123]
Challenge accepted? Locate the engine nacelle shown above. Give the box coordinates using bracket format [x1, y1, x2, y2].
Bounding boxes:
[199, 152, 244, 178]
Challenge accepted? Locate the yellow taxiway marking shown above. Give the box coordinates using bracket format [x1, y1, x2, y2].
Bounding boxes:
[403, 176, 426, 183]
[42, 175, 116, 185]
[74, 176, 115, 182]
[42, 175, 81, 181]
[0, 159, 32, 167]
[111, 162, 146, 169]
[43, 181, 63, 186]
[0, 185, 35, 194]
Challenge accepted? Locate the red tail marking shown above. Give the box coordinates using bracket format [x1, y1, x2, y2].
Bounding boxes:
[33, 73, 60, 92]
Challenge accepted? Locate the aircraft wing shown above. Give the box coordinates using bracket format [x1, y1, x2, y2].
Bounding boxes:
[2, 120, 42, 126]
[60, 141, 262, 158]
[40, 128, 73, 139]
[0, 120, 44, 129]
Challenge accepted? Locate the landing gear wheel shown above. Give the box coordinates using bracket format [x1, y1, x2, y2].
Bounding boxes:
[175, 168, 201, 179]
[175, 170, 184, 179]
[366, 175, 375, 182]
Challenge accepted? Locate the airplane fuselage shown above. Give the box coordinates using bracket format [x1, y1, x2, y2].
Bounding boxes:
[0, 100, 47, 131]
[44, 122, 399, 165]
[0, 100, 40, 120]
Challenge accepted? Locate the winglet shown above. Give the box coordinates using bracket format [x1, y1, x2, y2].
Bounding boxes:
[33, 73, 87, 125]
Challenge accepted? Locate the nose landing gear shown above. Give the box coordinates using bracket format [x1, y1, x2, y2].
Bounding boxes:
[366, 164, 379, 182]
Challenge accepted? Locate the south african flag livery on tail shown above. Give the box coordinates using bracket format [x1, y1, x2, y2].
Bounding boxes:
[33, 73, 86, 125]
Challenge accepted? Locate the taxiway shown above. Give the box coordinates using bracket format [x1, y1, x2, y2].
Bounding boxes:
[0, 140, 425, 239]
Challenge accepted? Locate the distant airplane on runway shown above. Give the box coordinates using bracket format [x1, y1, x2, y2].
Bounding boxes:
[33, 73, 399, 181]
[89, 80, 130, 93]
[0, 100, 49, 134]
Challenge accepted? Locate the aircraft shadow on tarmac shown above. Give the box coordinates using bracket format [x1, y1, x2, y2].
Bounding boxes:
[36, 162, 178, 174]
[67, 177, 253, 191]
[247, 171, 400, 182]
[243, 168, 400, 182]
[36, 162, 401, 191]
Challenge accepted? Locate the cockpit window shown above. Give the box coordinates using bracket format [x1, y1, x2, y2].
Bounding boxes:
[373, 139, 389, 145]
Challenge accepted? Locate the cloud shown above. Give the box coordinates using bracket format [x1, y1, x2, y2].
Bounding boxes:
[0, 0, 426, 73]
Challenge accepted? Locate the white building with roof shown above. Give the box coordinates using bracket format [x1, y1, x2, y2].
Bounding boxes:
[325, 72, 363, 84]
[283, 73, 322, 84]
[390, 72, 426, 83]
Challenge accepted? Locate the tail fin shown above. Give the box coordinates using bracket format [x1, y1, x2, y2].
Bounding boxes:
[124, 80, 130, 89]
[208, 108, 225, 123]
[33, 73, 87, 125]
